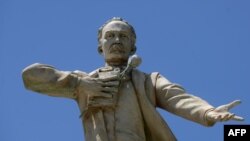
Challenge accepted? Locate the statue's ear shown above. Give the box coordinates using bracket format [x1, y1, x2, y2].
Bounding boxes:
[130, 46, 137, 55]
[98, 45, 103, 55]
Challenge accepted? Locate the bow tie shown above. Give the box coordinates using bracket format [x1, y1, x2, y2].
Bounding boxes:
[98, 66, 131, 80]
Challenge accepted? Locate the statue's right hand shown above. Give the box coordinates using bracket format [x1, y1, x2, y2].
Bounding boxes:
[78, 75, 119, 98]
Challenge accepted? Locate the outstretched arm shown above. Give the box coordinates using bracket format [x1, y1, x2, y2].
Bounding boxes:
[22, 63, 83, 99]
[155, 74, 215, 126]
[155, 74, 243, 126]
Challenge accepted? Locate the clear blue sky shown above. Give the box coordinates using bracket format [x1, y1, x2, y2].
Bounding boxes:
[1, 0, 249, 141]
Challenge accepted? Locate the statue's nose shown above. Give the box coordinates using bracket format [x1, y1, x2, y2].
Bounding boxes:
[115, 35, 120, 42]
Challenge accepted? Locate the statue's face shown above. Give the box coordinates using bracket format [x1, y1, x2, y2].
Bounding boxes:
[100, 21, 134, 66]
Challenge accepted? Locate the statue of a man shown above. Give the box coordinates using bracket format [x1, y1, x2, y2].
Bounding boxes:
[22, 17, 243, 141]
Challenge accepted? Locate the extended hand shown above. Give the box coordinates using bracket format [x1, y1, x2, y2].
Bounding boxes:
[206, 100, 244, 122]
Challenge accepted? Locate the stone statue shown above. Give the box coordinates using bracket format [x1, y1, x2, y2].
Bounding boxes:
[22, 17, 243, 141]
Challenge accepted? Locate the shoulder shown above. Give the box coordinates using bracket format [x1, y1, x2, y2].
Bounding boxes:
[72, 66, 105, 78]
[132, 69, 159, 80]
[72, 70, 88, 78]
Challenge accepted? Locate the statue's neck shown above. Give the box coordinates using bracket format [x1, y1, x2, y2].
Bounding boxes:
[105, 61, 127, 68]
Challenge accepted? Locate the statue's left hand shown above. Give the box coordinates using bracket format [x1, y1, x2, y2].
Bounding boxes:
[206, 100, 244, 123]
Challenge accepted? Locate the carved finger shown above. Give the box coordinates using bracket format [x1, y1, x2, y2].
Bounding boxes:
[227, 113, 236, 121]
[94, 85, 104, 91]
[221, 113, 234, 122]
[102, 87, 119, 93]
[87, 77, 98, 82]
[92, 92, 112, 98]
[226, 100, 241, 110]
[101, 81, 120, 87]
[96, 81, 106, 86]
[100, 75, 119, 82]
[232, 115, 244, 121]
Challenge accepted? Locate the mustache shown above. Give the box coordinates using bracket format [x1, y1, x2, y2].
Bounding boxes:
[109, 43, 125, 53]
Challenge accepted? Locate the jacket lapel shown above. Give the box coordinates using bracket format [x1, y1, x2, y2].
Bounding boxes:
[132, 69, 177, 141]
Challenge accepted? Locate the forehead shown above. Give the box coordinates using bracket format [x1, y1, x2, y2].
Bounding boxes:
[102, 21, 131, 33]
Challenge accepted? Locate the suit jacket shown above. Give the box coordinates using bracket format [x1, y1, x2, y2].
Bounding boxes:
[131, 69, 216, 141]
[22, 63, 215, 141]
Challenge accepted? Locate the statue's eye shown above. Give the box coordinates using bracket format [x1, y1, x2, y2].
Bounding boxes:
[106, 33, 114, 39]
[120, 34, 128, 38]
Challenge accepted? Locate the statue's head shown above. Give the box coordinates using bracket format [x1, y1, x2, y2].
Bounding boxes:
[98, 17, 137, 66]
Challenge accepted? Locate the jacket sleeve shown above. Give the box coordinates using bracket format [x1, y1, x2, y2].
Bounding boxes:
[22, 63, 87, 99]
[155, 74, 215, 126]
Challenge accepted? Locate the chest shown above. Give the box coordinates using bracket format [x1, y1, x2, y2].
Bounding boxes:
[102, 80, 145, 141]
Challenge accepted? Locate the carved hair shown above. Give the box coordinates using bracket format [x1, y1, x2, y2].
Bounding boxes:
[97, 17, 137, 54]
